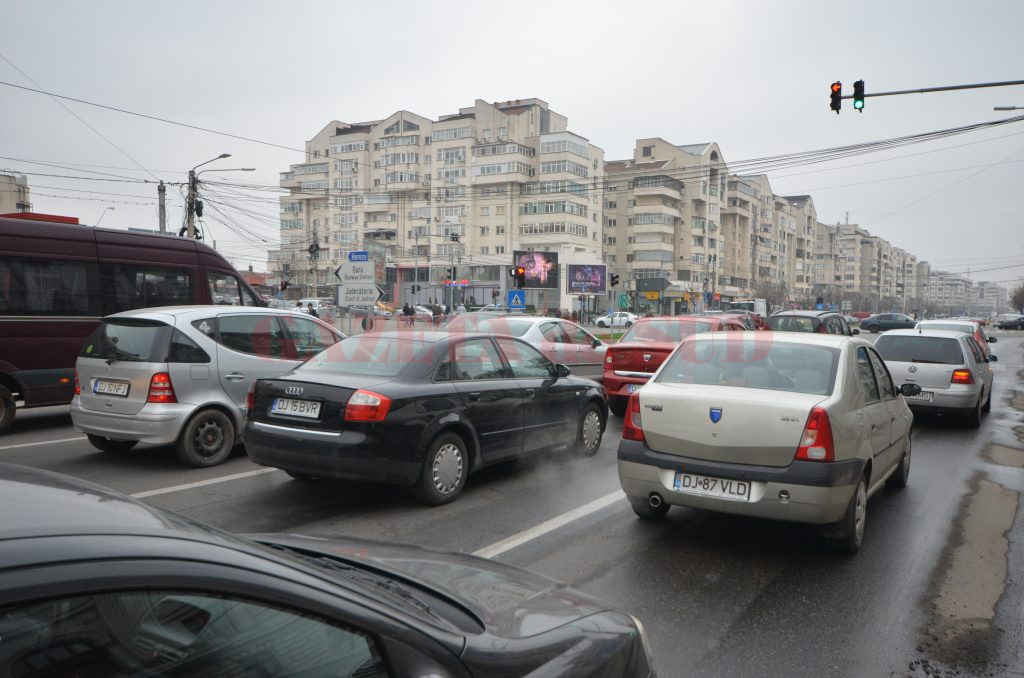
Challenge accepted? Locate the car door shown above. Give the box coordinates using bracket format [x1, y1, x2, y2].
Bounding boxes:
[867, 347, 908, 471]
[214, 313, 301, 417]
[446, 338, 524, 463]
[494, 337, 578, 452]
[855, 346, 893, 477]
[964, 336, 993, 402]
[560, 321, 604, 380]
[537, 321, 575, 367]
[280, 314, 340, 360]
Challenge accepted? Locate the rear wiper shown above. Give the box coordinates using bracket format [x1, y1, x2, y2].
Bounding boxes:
[909, 358, 944, 364]
[104, 351, 142, 365]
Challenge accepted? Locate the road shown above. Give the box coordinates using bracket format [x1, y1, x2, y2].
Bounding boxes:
[3, 331, 1022, 677]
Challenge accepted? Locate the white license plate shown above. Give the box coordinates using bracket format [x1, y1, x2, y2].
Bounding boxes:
[673, 472, 751, 501]
[906, 391, 933, 402]
[626, 384, 640, 394]
[271, 397, 321, 419]
[93, 380, 129, 397]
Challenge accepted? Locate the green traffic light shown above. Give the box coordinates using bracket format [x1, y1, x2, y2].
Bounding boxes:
[853, 99, 864, 109]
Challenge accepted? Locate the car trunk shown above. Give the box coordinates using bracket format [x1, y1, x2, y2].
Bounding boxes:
[884, 361, 958, 390]
[639, 382, 827, 467]
[608, 344, 674, 376]
[77, 319, 173, 415]
[249, 371, 394, 432]
[875, 336, 965, 390]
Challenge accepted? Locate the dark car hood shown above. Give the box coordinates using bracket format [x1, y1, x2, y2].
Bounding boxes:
[252, 533, 610, 639]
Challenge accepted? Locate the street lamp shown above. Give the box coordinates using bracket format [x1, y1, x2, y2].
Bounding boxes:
[186, 153, 232, 238]
[95, 206, 115, 226]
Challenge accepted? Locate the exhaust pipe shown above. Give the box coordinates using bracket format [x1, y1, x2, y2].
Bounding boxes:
[649, 493, 663, 508]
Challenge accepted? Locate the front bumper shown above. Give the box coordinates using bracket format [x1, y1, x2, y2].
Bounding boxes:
[617, 439, 861, 525]
[244, 420, 421, 486]
[70, 397, 192, 445]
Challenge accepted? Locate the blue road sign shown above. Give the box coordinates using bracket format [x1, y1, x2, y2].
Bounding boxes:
[829, 304, 839, 312]
[507, 290, 526, 310]
[348, 250, 369, 262]
[815, 302, 824, 310]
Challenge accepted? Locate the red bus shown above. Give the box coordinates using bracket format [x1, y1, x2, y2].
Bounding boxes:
[0, 216, 265, 433]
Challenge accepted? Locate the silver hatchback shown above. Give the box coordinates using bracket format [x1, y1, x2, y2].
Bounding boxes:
[71, 306, 343, 466]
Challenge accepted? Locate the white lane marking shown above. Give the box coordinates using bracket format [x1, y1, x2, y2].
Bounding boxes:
[0, 436, 86, 451]
[130, 468, 279, 499]
[473, 490, 626, 559]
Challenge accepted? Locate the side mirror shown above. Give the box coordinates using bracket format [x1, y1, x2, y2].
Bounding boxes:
[852, 329, 860, 335]
[989, 355, 998, 362]
[555, 363, 572, 378]
[592, 338, 601, 348]
[900, 383, 922, 397]
[987, 336, 997, 343]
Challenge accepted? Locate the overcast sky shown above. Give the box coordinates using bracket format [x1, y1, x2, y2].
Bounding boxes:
[2, 0, 1022, 285]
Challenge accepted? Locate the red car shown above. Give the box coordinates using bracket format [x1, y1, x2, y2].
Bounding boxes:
[723, 309, 768, 330]
[603, 315, 748, 416]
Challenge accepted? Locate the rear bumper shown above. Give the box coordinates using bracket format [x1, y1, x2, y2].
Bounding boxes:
[603, 372, 651, 398]
[69, 397, 191, 445]
[617, 439, 860, 525]
[244, 420, 422, 486]
[905, 388, 978, 415]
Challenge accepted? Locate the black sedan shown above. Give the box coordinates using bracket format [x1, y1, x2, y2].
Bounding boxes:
[245, 331, 607, 504]
[0, 464, 654, 677]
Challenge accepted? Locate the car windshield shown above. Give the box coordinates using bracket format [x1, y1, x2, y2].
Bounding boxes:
[875, 336, 965, 364]
[80, 320, 171, 362]
[620, 319, 712, 343]
[300, 336, 438, 377]
[656, 336, 839, 395]
[767, 316, 817, 332]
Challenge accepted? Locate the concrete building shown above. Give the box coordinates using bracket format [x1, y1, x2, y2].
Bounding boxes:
[926, 270, 973, 315]
[0, 173, 31, 214]
[269, 98, 604, 312]
[780, 195, 818, 302]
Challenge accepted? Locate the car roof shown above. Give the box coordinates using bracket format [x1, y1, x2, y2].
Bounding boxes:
[769, 310, 836, 317]
[879, 329, 970, 339]
[688, 331, 859, 348]
[352, 330, 513, 343]
[104, 305, 305, 321]
[916, 319, 976, 327]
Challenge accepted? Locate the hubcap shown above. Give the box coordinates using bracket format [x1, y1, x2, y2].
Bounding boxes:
[854, 482, 867, 543]
[432, 443, 463, 495]
[193, 419, 225, 457]
[582, 411, 601, 450]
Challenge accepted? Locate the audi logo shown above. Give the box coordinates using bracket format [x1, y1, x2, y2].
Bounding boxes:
[284, 386, 304, 396]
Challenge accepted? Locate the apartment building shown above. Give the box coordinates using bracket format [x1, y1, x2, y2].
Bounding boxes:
[780, 195, 818, 301]
[270, 98, 604, 310]
[0, 172, 31, 214]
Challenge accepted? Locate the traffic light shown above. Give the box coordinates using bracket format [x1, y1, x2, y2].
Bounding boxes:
[449, 233, 460, 243]
[411, 284, 421, 294]
[610, 273, 620, 287]
[830, 81, 842, 114]
[491, 288, 499, 300]
[853, 80, 865, 111]
[514, 266, 526, 289]
[280, 281, 290, 292]
[194, 200, 204, 217]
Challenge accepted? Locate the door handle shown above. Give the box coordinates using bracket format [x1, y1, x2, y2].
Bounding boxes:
[468, 392, 481, 401]
[224, 373, 246, 381]
[525, 388, 535, 398]
[545, 346, 557, 351]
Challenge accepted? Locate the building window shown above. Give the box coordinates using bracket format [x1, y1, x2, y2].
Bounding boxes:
[431, 127, 472, 142]
[495, 246, 505, 254]
[539, 160, 589, 177]
[480, 246, 489, 255]
[496, 225, 505, 234]
[480, 226, 489, 236]
[330, 141, 367, 154]
[642, 146, 653, 157]
[480, 206, 490, 217]
[495, 205, 506, 216]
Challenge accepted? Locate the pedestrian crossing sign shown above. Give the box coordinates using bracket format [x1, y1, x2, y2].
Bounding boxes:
[507, 290, 526, 310]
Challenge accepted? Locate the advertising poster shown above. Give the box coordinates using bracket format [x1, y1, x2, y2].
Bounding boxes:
[566, 264, 606, 293]
[513, 250, 559, 290]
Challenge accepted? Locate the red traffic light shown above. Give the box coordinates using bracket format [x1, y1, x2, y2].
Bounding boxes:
[829, 81, 842, 114]
[831, 82, 841, 93]
[515, 266, 525, 276]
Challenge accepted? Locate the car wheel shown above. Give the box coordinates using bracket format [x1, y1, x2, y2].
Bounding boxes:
[86, 434, 138, 453]
[828, 475, 867, 554]
[176, 409, 235, 467]
[597, 320, 606, 328]
[574, 403, 604, 456]
[886, 436, 911, 488]
[965, 396, 982, 429]
[285, 470, 315, 482]
[608, 397, 627, 417]
[982, 388, 992, 413]
[867, 324, 880, 333]
[629, 496, 669, 520]
[0, 384, 15, 433]
[415, 432, 468, 506]
[625, 321, 634, 328]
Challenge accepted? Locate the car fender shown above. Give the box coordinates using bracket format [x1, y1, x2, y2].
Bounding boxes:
[418, 411, 482, 470]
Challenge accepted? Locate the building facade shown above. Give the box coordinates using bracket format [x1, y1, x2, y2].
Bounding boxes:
[0, 173, 31, 214]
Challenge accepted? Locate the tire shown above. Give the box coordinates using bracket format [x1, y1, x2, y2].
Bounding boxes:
[176, 409, 235, 467]
[597, 320, 606, 328]
[625, 321, 634, 328]
[285, 470, 315, 482]
[981, 388, 992, 413]
[574, 403, 604, 456]
[629, 496, 669, 520]
[965, 396, 982, 429]
[608, 397, 627, 417]
[86, 434, 138, 453]
[415, 432, 468, 506]
[867, 325, 880, 334]
[886, 436, 911, 488]
[0, 384, 15, 434]
[827, 475, 867, 554]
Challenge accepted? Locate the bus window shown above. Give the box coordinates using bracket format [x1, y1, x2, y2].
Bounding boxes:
[207, 271, 261, 306]
[100, 265, 195, 315]
[0, 256, 101, 316]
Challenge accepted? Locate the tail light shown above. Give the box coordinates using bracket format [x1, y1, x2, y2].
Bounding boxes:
[246, 383, 256, 412]
[950, 369, 974, 384]
[147, 372, 177, 404]
[73, 370, 80, 396]
[795, 407, 834, 462]
[622, 394, 645, 442]
[344, 389, 391, 422]
[605, 353, 613, 365]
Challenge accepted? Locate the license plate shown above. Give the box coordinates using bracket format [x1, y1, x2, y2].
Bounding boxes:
[906, 391, 933, 402]
[627, 384, 640, 394]
[673, 472, 751, 501]
[93, 380, 129, 397]
[271, 397, 321, 419]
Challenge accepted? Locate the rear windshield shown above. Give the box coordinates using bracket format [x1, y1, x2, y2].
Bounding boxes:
[915, 323, 972, 334]
[620, 319, 712, 343]
[875, 336, 964, 364]
[656, 337, 839, 396]
[444, 315, 531, 336]
[299, 336, 438, 377]
[768, 316, 817, 332]
[80, 320, 171, 362]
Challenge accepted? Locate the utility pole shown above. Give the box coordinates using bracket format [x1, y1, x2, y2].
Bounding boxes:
[413, 232, 419, 306]
[157, 180, 166, 234]
[186, 169, 197, 239]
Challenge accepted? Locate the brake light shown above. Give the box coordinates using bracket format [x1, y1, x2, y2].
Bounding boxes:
[147, 372, 177, 403]
[344, 389, 391, 422]
[246, 383, 256, 412]
[795, 407, 834, 462]
[951, 369, 974, 384]
[606, 353, 613, 364]
[73, 370, 80, 396]
[622, 394, 645, 442]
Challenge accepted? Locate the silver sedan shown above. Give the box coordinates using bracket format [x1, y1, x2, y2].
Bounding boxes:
[617, 333, 918, 553]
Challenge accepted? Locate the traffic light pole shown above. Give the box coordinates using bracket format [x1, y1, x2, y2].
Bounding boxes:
[839, 79, 1024, 101]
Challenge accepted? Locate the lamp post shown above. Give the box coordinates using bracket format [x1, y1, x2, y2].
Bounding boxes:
[186, 153, 231, 239]
[95, 206, 115, 226]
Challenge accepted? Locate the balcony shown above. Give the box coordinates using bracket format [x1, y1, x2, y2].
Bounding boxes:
[634, 183, 681, 200]
[630, 222, 674, 238]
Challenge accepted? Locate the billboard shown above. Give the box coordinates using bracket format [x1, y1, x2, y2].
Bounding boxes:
[513, 250, 559, 290]
[566, 264, 606, 294]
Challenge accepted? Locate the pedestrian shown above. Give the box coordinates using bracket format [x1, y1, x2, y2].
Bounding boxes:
[295, 301, 307, 314]
[457, 302, 466, 314]
[306, 303, 319, 318]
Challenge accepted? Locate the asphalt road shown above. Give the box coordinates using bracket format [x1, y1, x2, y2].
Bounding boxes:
[3, 331, 1022, 677]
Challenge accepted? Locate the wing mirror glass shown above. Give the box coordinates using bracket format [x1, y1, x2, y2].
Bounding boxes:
[989, 354, 998, 362]
[555, 363, 572, 378]
[900, 383, 922, 397]
[987, 336, 997, 343]
[592, 338, 601, 348]
[852, 329, 860, 335]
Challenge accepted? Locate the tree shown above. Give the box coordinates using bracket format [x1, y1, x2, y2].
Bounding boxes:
[1012, 285, 1024, 313]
